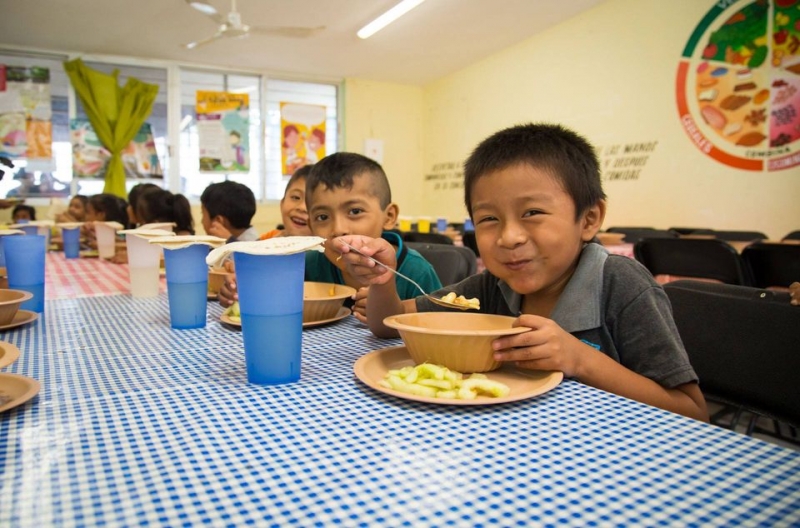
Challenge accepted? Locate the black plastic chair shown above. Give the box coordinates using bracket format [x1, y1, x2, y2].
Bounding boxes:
[741, 243, 800, 289]
[606, 227, 678, 244]
[633, 237, 750, 285]
[406, 242, 477, 286]
[713, 230, 768, 242]
[668, 227, 715, 236]
[461, 231, 479, 257]
[782, 230, 800, 241]
[664, 280, 800, 440]
[401, 231, 454, 245]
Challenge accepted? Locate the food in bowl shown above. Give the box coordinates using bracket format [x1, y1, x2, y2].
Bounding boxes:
[0, 289, 33, 326]
[303, 282, 356, 323]
[383, 312, 530, 372]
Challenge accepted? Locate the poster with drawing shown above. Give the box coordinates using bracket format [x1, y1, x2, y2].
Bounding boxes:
[0, 65, 52, 161]
[280, 102, 326, 175]
[70, 119, 162, 178]
[196, 90, 249, 172]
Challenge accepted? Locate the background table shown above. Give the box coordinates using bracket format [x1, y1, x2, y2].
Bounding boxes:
[1, 294, 799, 526]
[45, 252, 166, 299]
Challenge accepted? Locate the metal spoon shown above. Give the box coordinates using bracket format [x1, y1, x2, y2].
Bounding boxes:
[340, 242, 477, 311]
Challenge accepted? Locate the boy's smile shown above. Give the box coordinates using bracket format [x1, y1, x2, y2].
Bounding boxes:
[471, 163, 602, 312]
[281, 179, 310, 236]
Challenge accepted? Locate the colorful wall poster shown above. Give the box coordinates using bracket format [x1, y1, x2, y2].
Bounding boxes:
[280, 102, 327, 175]
[196, 91, 249, 172]
[70, 119, 162, 179]
[676, 0, 800, 171]
[0, 65, 52, 160]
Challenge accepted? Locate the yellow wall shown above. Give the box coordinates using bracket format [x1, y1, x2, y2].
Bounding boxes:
[343, 78, 425, 218]
[418, 0, 799, 239]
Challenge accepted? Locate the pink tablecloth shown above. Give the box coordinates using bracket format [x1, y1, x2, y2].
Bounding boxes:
[45, 252, 166, 300]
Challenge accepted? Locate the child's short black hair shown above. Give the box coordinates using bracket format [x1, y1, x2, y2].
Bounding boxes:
[464, 123, 606, 220]
[284, 164, 313, 198]
[89, 193, 128, 226]
[306, 153, 392, 208]
[200, 181, 256, 229]
[12, 204, 36, 221]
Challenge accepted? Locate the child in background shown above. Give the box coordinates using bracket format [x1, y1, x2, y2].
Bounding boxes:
[259, 165, 313, 240]
[55, 195, 88, 223]
[126, 183, 160, 229]
[136, 188, 194, 235]
[334, 123, 708, 421]
[200, 181, 258, 243]
[12, 204, 36, 222]
[82, 193, 129, 251]
[220, 153, 441, 323]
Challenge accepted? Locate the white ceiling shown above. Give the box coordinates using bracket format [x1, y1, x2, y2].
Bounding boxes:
[0, 0, 605, 85]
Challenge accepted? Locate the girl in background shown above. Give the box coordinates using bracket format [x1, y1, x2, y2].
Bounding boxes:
[136, 188, 194, 235]
[55, 195, 88, 223]
[259, 165, 312, 240]
[126, 182, 160, 229]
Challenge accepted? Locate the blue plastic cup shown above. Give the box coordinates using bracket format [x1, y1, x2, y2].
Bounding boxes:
[437, 217, 448, 233]
[4, 235, 46, 313]
[0, 234, 17, 267]
[163, 244, 210, 329]
[62, 227, 81, 259]
[464, 217, 475, 232]
[19, 225, 38, 236]
[234, 251, 305, 385]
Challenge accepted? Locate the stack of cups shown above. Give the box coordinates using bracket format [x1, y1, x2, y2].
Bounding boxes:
[95, 222, 122, 259]
[417, 217, 432, 233]
[464, 217, 475, 232]
[205, 236, 324, 386]
[398, 216, 412, 232]
[436, 217, 448, 233]
[122, 229, 173, 297]
[4, 235, 46, 313]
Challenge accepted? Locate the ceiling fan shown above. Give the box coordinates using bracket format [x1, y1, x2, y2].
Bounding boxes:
[183, 0, 324, 50]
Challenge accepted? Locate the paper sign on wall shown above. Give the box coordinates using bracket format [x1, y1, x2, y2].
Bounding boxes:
[280, 102, 326, 175]
[196, 91, 250, 172]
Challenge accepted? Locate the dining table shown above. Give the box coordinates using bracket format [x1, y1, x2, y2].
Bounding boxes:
[1, 253, 799, 527]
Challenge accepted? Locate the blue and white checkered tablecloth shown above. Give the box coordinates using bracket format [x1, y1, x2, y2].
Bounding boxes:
[1, 295, 799, 527]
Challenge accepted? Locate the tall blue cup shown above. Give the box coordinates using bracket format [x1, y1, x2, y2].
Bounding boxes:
[19, 225, 38, 236]
[5, 235, 46, 313]
[163, 244, 210, 329]
[234, 251, 305, 385]
[62, 228, 81, 259]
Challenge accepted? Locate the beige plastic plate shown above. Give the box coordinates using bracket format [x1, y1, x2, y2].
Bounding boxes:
[220, 306, 351, 328]
[0, 310, 38, 331]
[0, 373, 40, 413]
[354, 345, 563, 406]
[0, 341, 21, 368]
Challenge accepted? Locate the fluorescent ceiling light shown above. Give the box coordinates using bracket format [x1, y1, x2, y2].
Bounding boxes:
[357, 0, 426, 39]
[188, 1, 218, 16]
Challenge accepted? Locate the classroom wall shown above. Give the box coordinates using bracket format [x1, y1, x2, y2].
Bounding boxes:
[418, 0, 799, 239]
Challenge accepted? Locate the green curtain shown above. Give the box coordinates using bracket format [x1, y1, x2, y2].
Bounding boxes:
[64, 58, 159, 198]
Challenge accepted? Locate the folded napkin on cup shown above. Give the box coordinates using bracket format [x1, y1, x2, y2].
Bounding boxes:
[205, 236, 325, 268]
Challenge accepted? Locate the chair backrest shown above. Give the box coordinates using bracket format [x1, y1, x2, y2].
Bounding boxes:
[461, 231, 479, 257]
[606, 227, 678, 244]
[668, 227, 715, 236]
[406, 242, 477, 286]
[741, 243, 800, 289]
[782, 230, 800, 241]
[713, 230, 768, 242]
[401, 231, 454, 245]
[663, 280, 800, 427]
[633, 237, 750, 285]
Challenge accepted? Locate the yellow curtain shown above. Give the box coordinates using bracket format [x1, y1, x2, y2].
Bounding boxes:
[64, 59, 159, 198]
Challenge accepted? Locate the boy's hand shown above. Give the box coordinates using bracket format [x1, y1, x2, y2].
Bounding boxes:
[207, 220, 232, 240]
[491, 314, 589, 377]
[351, 287, 368, 323]
[218, 274, 238, 307]
[331, 235, 397, 286]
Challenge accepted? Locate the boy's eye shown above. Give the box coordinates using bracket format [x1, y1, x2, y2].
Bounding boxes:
[348, 208, 364, 216]
[522, 209, 543, 218]
[475, 215, 497, 224]
[313, 213, 329, 223]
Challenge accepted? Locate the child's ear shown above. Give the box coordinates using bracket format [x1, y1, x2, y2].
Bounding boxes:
[382, 202, 399, 230]
[580, 200, 606, 242]
[215, 215, 232, 230]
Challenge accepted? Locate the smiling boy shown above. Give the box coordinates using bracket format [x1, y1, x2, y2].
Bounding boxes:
[334, 124, 708, 421]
